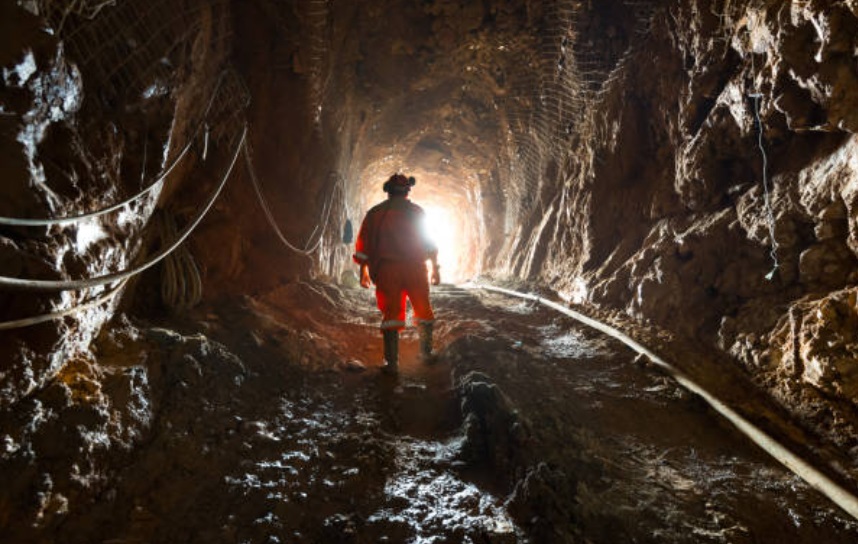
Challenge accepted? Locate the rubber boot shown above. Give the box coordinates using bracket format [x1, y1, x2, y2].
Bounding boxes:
[382, 330, 399, 374]
[419, 321, 436, 363]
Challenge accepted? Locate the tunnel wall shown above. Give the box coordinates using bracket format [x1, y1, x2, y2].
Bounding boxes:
[0, 1, 247, 537]
[0, 0, 240, 408]
[0, 0, 356, 411]
[496, 0, 858, 441]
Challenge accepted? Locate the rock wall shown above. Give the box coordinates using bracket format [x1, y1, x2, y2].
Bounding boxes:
[0, 0, 238, 408]
[1, 1, 238, 534]
[515, 0, 858, 442]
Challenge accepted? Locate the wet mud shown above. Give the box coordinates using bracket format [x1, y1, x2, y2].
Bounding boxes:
[8, 281, 858, 543]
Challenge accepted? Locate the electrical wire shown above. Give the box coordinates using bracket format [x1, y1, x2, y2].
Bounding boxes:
[244, 142, 310, 255]
[305, 173, 342, 253]
[751, 93, 780, 280]
[0, 73, 226, 227]
[243, 140, 342, 256]
[0, 126, 247, 291]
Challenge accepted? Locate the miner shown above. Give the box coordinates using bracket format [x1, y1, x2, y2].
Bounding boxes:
[353, 173, 441, 374]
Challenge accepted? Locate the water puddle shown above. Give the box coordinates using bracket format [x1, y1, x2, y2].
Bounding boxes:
[538, 323, 613, 359]
[219, 384, 520, 542]
[367, 436, 520, 542]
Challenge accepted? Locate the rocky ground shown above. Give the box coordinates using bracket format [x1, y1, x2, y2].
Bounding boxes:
[3, 279, 858, 543]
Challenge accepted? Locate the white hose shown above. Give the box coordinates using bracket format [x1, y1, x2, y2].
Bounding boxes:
[244, 141, 343, 256]
[0, 127, 247, 291]
[475, 283, 858, 521]
[0, 280, 128, 330]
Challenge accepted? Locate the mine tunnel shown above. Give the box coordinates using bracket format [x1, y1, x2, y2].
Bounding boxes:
[4, 0, 858, 542]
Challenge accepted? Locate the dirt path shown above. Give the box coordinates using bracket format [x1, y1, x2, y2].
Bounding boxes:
[49, 281, 858, 543]
[435, 285, 858, 542]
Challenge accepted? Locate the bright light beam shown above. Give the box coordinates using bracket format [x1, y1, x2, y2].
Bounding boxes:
[422, 205, 461, 282]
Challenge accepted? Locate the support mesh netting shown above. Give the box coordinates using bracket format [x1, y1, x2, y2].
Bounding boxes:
[302, 0, 333, 131]
[25, 0, 249, 136]
[498, 0, 660, 226]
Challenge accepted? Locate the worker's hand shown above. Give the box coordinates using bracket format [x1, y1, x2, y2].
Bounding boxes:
[359, 264, 371, 288]
[431, 264, 441, 286]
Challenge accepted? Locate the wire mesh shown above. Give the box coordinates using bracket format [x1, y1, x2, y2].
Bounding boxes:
[207, 68, 251, 152]
[297, 0, 332, 131]
[496, 0, 662, 225]
[31, 0, 235, 108]
[23, 0, 116, 33]
[30, 0, 252, 175]
[3, 0, 250, 297]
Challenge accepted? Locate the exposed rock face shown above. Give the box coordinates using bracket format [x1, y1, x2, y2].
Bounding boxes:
[457, 370, 530, 482]
[0, 313, 253, 543]
[0, 317, 155, 540]
[0, 1, 235, 407]
[548, 0, 858, 440]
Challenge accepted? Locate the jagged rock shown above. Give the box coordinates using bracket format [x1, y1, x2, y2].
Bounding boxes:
[505, 463, 579, 544]
[339, 359, 367, 372]
[456, 371, 530, 480]
[798, 240, 858, 286]
[796, 290, 858, 398]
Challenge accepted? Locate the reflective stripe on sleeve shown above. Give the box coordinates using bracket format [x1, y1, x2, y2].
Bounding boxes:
[354, 252, 369, 262]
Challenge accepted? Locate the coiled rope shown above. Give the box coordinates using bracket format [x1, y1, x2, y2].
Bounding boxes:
[0, 126, 247, 292]
[475, 283, 858, 522]
[0, 73, 226, 227]
[243, 140, 342, 256]
[158, 211, 203, 310]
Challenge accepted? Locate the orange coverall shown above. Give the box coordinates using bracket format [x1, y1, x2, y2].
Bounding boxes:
[353, 196, 437, 331]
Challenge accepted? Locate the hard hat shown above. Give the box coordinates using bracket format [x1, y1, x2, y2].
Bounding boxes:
[383, 173, 416, 193]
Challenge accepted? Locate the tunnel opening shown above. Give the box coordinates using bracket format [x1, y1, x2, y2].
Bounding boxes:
[355, 163, 483, 284]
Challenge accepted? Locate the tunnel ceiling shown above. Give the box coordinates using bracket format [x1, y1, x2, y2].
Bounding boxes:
[294, 0, 535, 202]
[229, 0, 656, 283]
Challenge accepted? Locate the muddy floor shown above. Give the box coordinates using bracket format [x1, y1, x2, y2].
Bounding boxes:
[21, 281, 858, 543]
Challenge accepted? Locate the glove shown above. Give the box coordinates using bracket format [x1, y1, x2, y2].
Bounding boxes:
[430, 264, 441, 286]
[360, 264, 371, 288]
